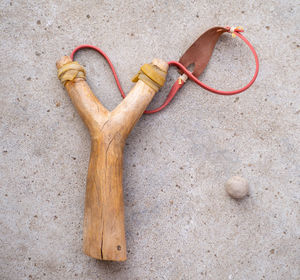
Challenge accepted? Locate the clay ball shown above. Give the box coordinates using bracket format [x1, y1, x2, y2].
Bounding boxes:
[225, 176, 249, 199]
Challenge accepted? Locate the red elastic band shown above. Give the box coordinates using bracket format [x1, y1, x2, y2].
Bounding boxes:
[70, 28, 259, 114]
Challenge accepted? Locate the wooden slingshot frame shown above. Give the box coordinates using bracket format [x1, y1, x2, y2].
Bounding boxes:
[57, 55, 168, 261]
[56, 26, 258, 262]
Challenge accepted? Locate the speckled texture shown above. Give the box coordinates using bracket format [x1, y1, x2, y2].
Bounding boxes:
[0, 1, 299, 279]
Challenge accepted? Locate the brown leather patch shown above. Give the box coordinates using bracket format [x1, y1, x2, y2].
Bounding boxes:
[179, 27, 227, 77]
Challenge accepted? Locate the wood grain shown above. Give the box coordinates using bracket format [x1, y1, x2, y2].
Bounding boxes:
[56, 56, 168, 261]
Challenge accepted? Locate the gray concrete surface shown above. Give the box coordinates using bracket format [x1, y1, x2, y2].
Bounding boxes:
[1, 0, 299, 279]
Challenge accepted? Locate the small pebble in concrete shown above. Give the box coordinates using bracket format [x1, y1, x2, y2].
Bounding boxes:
[225, 176, 249, 199]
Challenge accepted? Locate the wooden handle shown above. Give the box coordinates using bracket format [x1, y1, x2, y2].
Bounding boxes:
[56, 56, 168, 261]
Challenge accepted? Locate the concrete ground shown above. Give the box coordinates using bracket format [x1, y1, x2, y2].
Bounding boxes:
[1, 0, 299, 279]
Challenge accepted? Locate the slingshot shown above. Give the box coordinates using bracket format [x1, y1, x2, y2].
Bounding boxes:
[56, 26, 259, 261]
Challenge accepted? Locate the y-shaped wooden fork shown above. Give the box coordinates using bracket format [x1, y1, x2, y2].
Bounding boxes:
[57, 56, 168, 261]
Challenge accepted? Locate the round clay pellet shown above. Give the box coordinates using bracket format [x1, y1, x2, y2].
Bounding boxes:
[225, 176, 249, 199]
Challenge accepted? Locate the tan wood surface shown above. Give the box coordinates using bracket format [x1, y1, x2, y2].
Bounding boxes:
[56, 56, 168, 261]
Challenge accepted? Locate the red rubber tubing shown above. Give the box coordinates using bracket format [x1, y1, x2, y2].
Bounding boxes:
[71, 44, 127, 99]
[70, 29, 259, 114]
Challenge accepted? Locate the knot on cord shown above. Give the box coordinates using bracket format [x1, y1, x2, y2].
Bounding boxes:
[57, 61, 86, 85]
[132, 63, 167, 92]
[228, 26, 244, 38]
